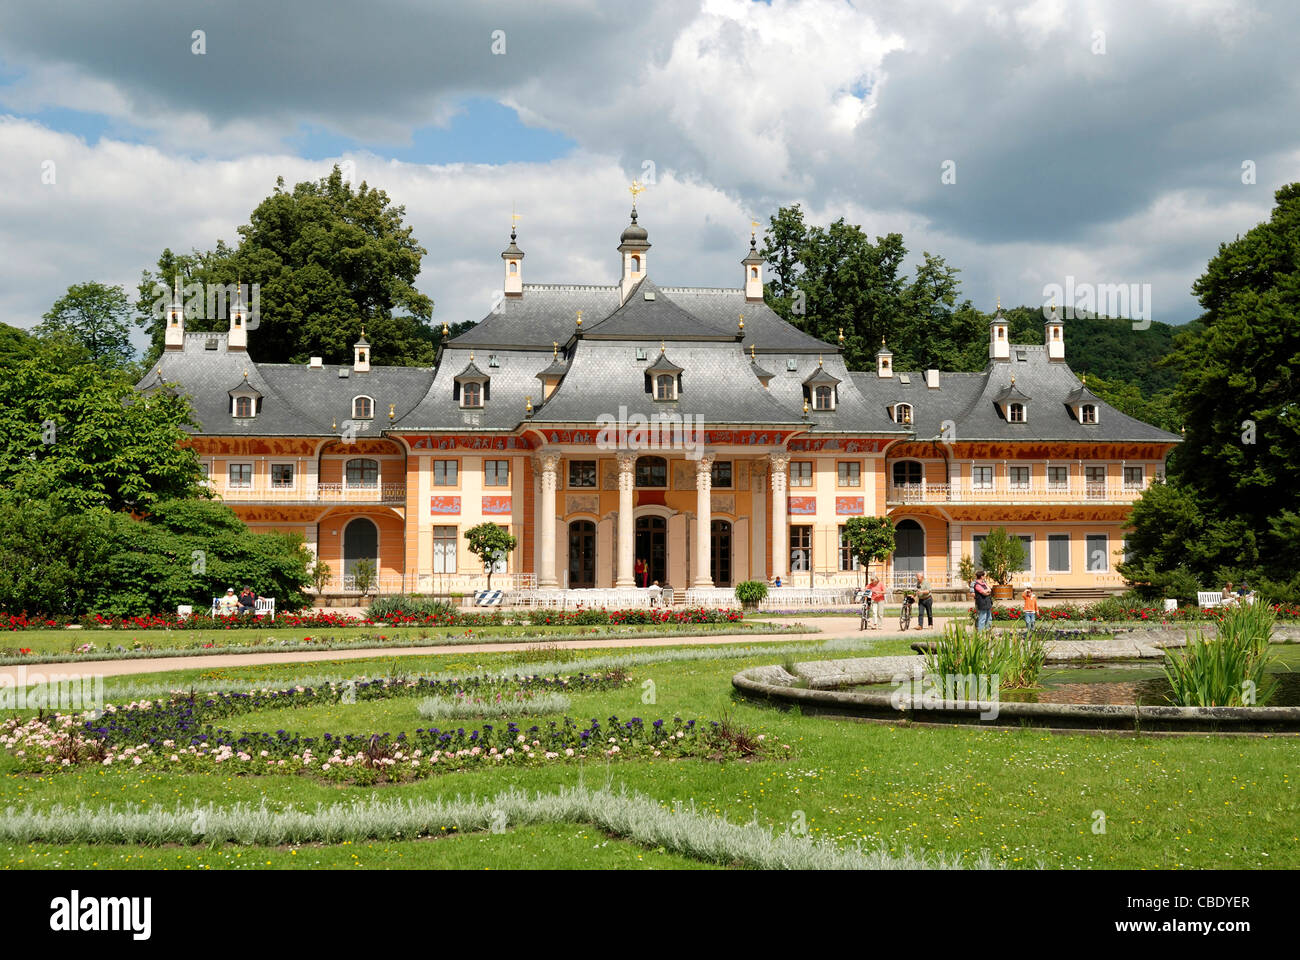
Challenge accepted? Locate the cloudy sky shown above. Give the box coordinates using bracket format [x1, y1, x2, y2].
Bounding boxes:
[2, 0, 1296, 344]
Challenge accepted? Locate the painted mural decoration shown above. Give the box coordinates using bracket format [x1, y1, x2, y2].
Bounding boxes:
[889, 441, 1175, 461]
[788, 437, 890, 453]
[407, 435, 534, 451]
[836, 496, 865, 515]
[481, 496, 513, 514]
[430, 496, 462, 514]
[190, 437, 319, 456]
[322, 437, 403, 455]
[788, 496, 817, 515]
[566, 493, 600, 514]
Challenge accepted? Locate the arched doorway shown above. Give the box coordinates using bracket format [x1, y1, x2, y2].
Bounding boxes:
[342, 518, 378, 582]
[892, 518, 925, 585]
[711, 519, 733, 587]
[568, 520, 596, 588]
[635, 515, 667, 586]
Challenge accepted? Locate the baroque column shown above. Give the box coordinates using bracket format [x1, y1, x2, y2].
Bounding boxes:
[693, 454, 715, 587]
[615, 452, 637, 587]
[769, 453, 790, 582]
[537, 453, 561, 588]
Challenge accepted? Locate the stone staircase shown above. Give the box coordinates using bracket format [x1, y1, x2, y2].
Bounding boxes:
[1038, 586, 1119, 603]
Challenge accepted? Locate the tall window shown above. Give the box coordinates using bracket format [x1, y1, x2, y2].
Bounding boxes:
[484, 459, 509, 486]
[1048, 534, 1071, 572]
[655, 375, 675, 400]
[346, 458, 379, 488]
[789, 461, 813, 487]
[813, 385, 833, 410]
[838, 525, 859, 572]
[1009, 466, 1030, 489]
[893, 403, 913, 424]
[1048, 465, 1069, 489]
[352, 396, 373, 419]
[433, 460, 458, 486]
[1085, 465, 1106, 499]
[234, 396, 254, 418]
[971, 465, 994, 489]
[228, 463, 252, 488]
[271, 463, 295, 488]
[635, 456, 667, 487]
[711, 461, 733, 488]
[1008, 402, 1026, 422]
[892, 461, 922, 486]
[568, 460, 596, 488]
[433, 526, 457, 573]
[1080, 404, 1098, 424]
[838, 461, 861, 487]
[789, 526, 812, 572]
[1123, 466, 1145, 489]
[1086, 534, 1109, 572]
[462, 382, 482, 408]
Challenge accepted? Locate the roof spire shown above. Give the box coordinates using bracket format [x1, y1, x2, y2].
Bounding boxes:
[552, 340, 558, 359]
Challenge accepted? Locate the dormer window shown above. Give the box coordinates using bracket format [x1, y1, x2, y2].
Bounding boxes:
[803, 359, 841, 412]
[228, 377, 262, 419]
[893, 403, 913, 424]
[454, 354, 490, 408]
[1008, 402, 1026, 423]
[814, 386, 833, 410]
[1081, 404, 1098, 424]
[646, 348, 683, 401]
[353, 395, 374, 420]
[234, 396, 254, 418]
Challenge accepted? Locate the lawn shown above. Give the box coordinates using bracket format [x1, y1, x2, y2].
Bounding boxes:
[1, 618, 802, 664]
[1, 636, 1296, 870]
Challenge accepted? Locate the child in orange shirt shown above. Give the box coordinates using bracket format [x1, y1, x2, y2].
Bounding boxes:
[1022, 584, 1039, 634]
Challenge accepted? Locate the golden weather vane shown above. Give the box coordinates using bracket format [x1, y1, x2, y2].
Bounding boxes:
[510, 204, 521, 231]
[750, 219, 759, 238]
[629, 179, 644, 207]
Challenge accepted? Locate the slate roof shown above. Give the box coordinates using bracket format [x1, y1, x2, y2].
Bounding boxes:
[850, 345, 1180, 442]
[392, 346, 541, 433]
[138, 332, 434, 436]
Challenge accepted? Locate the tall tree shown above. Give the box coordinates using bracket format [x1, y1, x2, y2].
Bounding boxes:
[137, 166, 436, 366]
[37, 282, 136, 367]
[0, 349, 203, 513]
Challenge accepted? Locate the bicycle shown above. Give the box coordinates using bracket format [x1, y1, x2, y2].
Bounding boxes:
[855, 590, 871, 630]
[899, 593, 915, 631]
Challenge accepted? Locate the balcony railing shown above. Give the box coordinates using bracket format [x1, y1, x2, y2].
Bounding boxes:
[207, 480, 406, 503]
[887, 480, 1149, 504]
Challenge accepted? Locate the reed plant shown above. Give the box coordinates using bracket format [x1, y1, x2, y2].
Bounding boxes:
[1163, 602, 1279, 706]
[924, 623, 1046, 690]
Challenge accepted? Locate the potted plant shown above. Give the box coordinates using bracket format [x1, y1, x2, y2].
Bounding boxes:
[735, 580, 768, 612]
[979, 527, 1027, 599]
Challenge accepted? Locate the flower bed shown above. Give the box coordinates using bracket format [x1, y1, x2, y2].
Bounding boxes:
[0, 671, 779, 784]
[2, 607, 745, 631]
[971, 601, 1300, 624]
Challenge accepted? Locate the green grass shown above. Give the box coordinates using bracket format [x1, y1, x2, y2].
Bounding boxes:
[1, 637, 1296, 870]
[1, 619, 799, 663]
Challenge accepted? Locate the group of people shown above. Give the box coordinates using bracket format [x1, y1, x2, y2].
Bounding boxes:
[858, 572, 935, 630]
[1221, 581, 1255, 607]
[216, 587, 259, 617]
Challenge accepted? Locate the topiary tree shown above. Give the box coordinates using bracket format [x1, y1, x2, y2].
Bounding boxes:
[465, 523, 517, 591]
[841, 516, 896, 586]
[351, 558, 377, 598]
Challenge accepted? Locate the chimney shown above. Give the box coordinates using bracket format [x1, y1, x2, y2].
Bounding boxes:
[309, 356, 323, 369]
[925, 369, 940, 389]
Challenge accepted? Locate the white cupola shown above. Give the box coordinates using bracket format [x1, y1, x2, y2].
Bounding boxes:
[502, 223, 524, 298]
[617, 183, 651, 304]
[876, 338, 894, 378]
[742, 228, 764, 302]
[989, 299, 1009, 361]
[353, 328, 371, 372]
[228, 281, 248, 352]
[164, 275, 185, 351]
[1045, 303, 1065, 360]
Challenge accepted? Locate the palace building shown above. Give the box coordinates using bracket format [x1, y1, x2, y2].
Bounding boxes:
[137, 202, 1179, 598]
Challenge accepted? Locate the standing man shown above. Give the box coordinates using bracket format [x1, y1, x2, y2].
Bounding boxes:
[867, 573, 885, 630]
[972, 570, 993, 631]
[914, 572, 933, 630]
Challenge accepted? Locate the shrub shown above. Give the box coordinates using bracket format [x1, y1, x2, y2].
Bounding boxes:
[366, 594, 455, 620]
[735, 581, 768, 605]
[977, 528, 1027, 586]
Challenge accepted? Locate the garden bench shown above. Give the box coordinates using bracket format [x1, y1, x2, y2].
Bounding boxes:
[209, 596, 275, 619]
[1197, 591, 1224, 609]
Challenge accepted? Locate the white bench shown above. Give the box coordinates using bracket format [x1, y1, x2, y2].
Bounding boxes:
[210, 596, 275, 619]
[1197, 591, 1224, 609]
